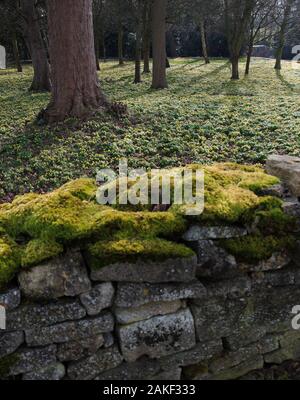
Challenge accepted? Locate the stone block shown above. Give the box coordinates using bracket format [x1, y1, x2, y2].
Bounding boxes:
[18, 250, 91, 300]
[118, 309, 196, 362]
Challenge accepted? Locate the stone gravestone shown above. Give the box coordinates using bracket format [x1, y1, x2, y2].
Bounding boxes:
[0, 45, 6, 69]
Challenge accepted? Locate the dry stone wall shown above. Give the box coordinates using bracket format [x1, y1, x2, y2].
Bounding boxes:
[1, 158, 300, 380]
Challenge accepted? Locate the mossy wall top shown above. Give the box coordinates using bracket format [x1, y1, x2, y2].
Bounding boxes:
[0, 162, 292, 288]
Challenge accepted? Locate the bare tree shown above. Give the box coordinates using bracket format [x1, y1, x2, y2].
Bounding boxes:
[224, 0, 256, 79]
[245, 0, 275, 75]
[273, 0, 295, 70]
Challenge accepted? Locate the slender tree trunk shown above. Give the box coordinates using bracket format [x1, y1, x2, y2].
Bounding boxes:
[134, 18, 142, 83]
[166, 57, 170, 68]
[43, 0, 108, 123]
[245, 42, 253, 75]
[12, 31, 22, 72]
[143, 30, 151, 73]
[142, 1, 151, 73]
[200, 17, 210, 64]
[151, 0, 168, 89]
[118, 21, 124, 66]
[274, 0, 293, 71]
[231, 55, 239, 80]
[274, 31, 285, 70]
[21, 0, 51, 91]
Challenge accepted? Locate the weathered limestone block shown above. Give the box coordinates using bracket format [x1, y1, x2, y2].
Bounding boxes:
[25, 312, 114, 346]
[90, 256, 197, 283]
[80, 283, 114, 316]
[95, 358, 161, 380]
[6, 300, 86, 331]
[6, 345, 57, 376]
[57, 335, 104, 362]
[257, 184, 286, 198]
[115, 301, 183, 325]
[192, 240, 238, 278]
[266, 154, 300, 197]
[0, 287, 21, 310]
[253, 286, 300, 333]
[263, 270, 295, 287]
[115, 282, 207, 308]
[224, 326, 267, 352]
[239, 252, 291, 272]
[210, 355, 264, 380]
[205, 277, 251, 300]
[68, 346, 123, 380]
[18, 250, 91, 300]
[118, 309, 196, 362]
[150, 368, 182, 380]
[0, 331, 24, 358]
[159, 340, 223, 371]
[22, 363, 65, 380]
[282, 199, 300, 218]
[264, 331, 300, 364]
[183, 225, 247, 241]
[191, 297, 252, 343]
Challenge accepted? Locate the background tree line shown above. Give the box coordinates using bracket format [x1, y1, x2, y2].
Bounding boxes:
[0, 0, 299, 122]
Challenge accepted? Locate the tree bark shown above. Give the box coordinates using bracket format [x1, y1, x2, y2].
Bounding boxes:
[231, 56, 239, 80]
[142, 1, 151, 73]
[151, 0, 168, 89]
[118, 20, 124, 66]
[44, 0, 107, 123]
[245, 42, 253, 75]
[12, 30, 22, 72]
[21, 0, 51, 91]
[200, 17, 210, 64]
[274, 0, 293, 71]
[134, 16, 142, 83]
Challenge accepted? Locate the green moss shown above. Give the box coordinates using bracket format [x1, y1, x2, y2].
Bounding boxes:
[0, 353, 19, 379]
[87, 238, 195, 269]
[221, 235, 295, 263]
[0, 236, 21, 289]
[21, 239, 64, 268]
[0, 163, 293, 284]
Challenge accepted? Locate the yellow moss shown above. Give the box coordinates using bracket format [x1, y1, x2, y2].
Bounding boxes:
[0, 235, 21, 288]
[87, 238, 195, 269]
[21, 239, 64, 268]
[0, 163, 290, 285]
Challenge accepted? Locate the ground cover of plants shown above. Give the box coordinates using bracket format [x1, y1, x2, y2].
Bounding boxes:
[0, 57, 300, 202]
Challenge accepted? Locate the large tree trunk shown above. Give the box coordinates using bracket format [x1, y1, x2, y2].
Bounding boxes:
[21, 0, 51, 91]
[44, 0, 107, 123]
[231, 55, 239, 80]
[200, 17, 210, 64]
[118, 20, 124, 66]
[12, 30, 22, 73]
[151, 0, 168, 89]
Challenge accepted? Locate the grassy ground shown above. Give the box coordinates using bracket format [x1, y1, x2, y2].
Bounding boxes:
[0, 57, 300, 202]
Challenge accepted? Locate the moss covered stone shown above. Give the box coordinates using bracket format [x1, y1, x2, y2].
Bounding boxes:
[87, 238, 195, 269]
[221, 235, 295, 264]
[0, 163, 291, 286]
